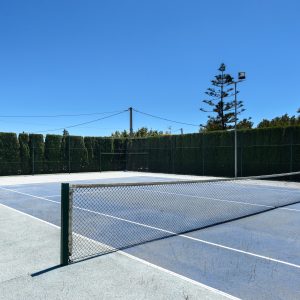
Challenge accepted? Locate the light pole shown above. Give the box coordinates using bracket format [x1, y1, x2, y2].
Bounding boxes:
[233, 72, 246, 178]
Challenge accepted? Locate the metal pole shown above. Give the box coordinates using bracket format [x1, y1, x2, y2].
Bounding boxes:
[180, 128, 183, 135]
[290, 131, 293, 172]
[234, 82, 237, 178]
[60, 183, 70, 266]
[99, 144, 102, 172]
[171, 136, 175, 173]
[129, 107, 133, 137]
[68, 135, 71, 174]
[32, 139, 34, 175]
[202, 133, 205, 176]
[125, 138, 128, 171]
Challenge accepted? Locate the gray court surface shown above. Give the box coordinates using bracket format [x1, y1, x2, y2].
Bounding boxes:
[0, 174, 300, 299]
[0, 203, 230, 300]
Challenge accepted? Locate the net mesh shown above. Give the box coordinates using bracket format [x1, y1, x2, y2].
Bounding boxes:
[66, 172, 300, 262]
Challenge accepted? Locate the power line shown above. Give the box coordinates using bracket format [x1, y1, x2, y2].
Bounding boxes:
[3, 107, 201, 135]
[133, 108, 200, 127]
[36, 110, 128, 133]
[0, 110, 125, 118]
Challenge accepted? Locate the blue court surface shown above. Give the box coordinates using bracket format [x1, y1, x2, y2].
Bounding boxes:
[0, 175, 300, 300]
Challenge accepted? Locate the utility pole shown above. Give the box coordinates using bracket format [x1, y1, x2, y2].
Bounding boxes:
[129, 107, 133, 137]
[180, 128, 183, 135]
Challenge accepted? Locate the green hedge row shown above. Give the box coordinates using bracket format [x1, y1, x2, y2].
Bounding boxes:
[0, 126, 299, 176]
[0, 133, 127, 175]
[127, 126, 300, 177]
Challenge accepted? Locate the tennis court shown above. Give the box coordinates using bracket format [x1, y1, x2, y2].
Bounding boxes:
[1, 171, 300, 299]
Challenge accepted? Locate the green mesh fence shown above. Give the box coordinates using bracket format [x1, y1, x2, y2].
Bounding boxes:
[1, 126, 300, 176]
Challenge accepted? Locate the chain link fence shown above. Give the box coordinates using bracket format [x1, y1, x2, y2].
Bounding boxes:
[1, 127, 299, 177]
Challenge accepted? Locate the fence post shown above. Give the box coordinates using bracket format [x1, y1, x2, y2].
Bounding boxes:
[239, 132, 243, 177]
[290, 129, 293, 172]
[171, 136, 175, 174]
[202, 133, 205, 176]
[146, 150, 150, 171]
[68, 136, 71, 174]
[240, 146, 243, 177]
[32, 140, 35, 175]
[61, 183, 70, 266]
[99, 145, 102, 172]
[125, 138, 128, 171]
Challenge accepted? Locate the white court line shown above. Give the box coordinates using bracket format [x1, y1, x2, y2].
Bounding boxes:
[0, 187, 60, 205]
[70, 232, 240, 300]
[0, 203, 61, 228]
[281, 207, 300, 212]
[73, 204, 300, 269]
[0, 203, 239, 300]
[71, 183, 297, 211]
[139, 188, 273, 208]
[33, 191, 300, 213]
[138, 187, 300, 213]
[1, 186, 300, 270]
[223, 181, 300, 193]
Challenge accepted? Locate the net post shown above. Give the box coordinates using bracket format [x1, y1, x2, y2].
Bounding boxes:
[60, 183, 70, 266]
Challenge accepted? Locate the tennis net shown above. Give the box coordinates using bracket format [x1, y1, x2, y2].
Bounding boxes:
[60, 171, 300, 264]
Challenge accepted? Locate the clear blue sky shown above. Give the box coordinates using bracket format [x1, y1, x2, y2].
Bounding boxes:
[0, 0, 299, 136]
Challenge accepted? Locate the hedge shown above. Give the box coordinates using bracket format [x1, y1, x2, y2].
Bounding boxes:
[0, 126, 299, 177]
[0, 132, 20, 175]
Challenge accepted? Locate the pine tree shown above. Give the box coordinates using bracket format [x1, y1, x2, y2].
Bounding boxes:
[201, 63, 248, 131]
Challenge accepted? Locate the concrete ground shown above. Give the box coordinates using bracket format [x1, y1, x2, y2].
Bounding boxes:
[1, 171, 299, 299]
[0, 172, 234, 300]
